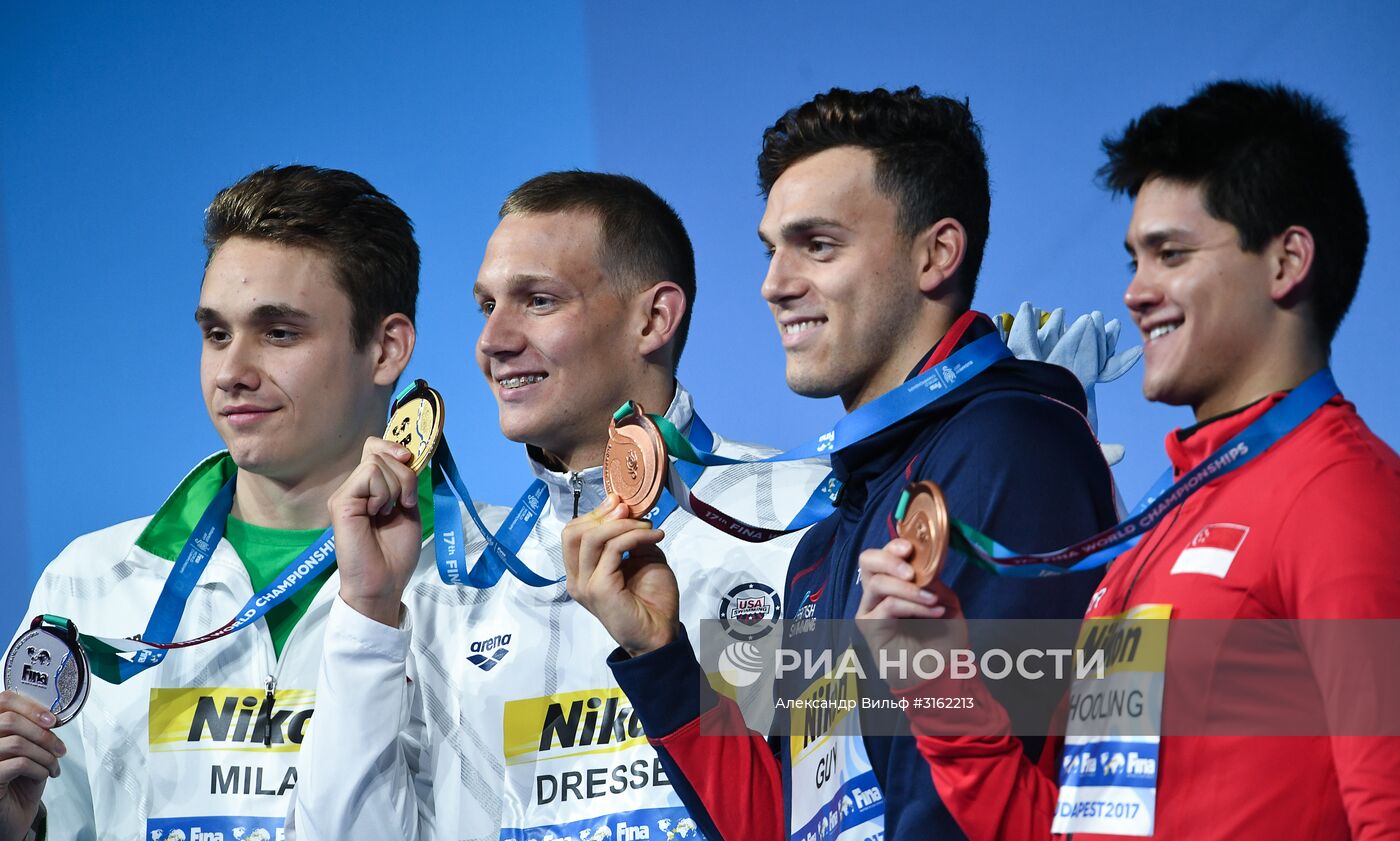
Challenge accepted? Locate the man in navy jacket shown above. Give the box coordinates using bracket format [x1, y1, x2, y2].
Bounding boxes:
[562, 87, 1120, 841]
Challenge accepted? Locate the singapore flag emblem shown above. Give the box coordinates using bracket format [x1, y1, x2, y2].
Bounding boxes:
[1170, 524, 1249, 578]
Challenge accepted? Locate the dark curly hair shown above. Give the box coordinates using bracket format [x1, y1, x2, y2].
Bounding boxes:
[757, 86, 990, 304]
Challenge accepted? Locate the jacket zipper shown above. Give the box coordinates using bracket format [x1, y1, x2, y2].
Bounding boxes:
[571, 472, 584, 518]
[260, 674, 276, 747]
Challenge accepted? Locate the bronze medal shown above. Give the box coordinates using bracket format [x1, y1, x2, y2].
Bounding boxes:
[385, 379, 445, 474]
[897, 480, 951, 587]
[3, 617, 89, 726]
[603, 402, 668, 518]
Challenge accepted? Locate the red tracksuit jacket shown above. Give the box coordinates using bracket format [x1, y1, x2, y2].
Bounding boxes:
[903, 393, 1400, 839]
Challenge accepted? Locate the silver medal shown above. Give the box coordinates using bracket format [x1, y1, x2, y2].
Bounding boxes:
[4, 618, 90, 725]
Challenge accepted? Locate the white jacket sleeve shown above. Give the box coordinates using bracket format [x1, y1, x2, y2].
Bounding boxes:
[288, 595, 428, 840]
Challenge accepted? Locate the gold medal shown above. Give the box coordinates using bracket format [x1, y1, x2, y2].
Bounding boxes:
[603, 402, 668, 518]
[897, 480, 951, 587]
[385, 379, 445, 474]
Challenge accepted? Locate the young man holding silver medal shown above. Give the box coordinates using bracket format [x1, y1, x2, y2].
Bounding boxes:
[0, 165, 445, 841]
[291, 171, 837, 840]
[562, 87, 1129, 841]
[864, 81, 1400, 840]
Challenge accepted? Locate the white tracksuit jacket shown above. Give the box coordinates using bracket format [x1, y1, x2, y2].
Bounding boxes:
[290, 384, 832, 841]
[12, 452, 492, 841]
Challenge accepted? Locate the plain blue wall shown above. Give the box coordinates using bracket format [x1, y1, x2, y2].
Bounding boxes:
[4, 1, 1398, 635]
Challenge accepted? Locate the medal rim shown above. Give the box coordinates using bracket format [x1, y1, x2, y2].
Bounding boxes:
[4, 625, 90, 726]
[603, 403, 667, 518]
[385, 380, 445, 475]
[898, 480, 950, 588]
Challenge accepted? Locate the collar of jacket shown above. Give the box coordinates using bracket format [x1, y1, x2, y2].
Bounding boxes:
[524, 380, 697, 522]
[828, 311, 1090, 500]
[1164, 391, 1348, 477]
[134, 449, 435, 561]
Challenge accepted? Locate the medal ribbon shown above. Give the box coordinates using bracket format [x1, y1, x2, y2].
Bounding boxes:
[616, 332, 1012, 542]
[429, 414, 718, 588]
[64, 474, 340, 683]
[949, 368, 1339, 577]
[653, 332, 1012, 466]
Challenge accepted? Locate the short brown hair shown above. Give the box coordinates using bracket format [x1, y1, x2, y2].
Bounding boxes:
[204, 165, 420, 350]
[501, 171, 696, 370]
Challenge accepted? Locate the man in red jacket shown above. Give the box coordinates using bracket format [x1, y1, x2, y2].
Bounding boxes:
[858, 80, 1400, 839]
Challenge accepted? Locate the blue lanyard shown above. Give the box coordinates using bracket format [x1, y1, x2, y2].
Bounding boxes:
[661, 333, 1012, 467]
[639, 334, 1010, 541]
[965, 369, 1339, 577]
[430, 333, 1011, 584]
[429, 414, 716, 589]
[86, 472, 339, 683]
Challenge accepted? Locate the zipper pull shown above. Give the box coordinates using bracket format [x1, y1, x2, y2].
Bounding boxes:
[260, 675, 276, 747]
[570, 472, 584, 518]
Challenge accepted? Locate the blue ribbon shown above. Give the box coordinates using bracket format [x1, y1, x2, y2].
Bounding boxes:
[105, 472, 338, 681]
[430, 415, 717, 588]
[970, 368, 1339, 577]
[429, 333, 1012, 583]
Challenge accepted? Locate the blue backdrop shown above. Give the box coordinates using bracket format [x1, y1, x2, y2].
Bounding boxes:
[4, 1, 1398, 634]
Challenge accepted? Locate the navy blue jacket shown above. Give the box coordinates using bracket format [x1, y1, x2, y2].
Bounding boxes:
[612, 314, 1119, 841]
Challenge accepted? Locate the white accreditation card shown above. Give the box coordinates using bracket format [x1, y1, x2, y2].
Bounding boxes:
[1052, 604, 1170, 837]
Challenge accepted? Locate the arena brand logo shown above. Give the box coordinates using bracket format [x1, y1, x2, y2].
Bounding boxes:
[468, 633, 512, 671]
[719, 582, 781, 642]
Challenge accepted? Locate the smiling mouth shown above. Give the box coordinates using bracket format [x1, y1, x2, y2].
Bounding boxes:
[498, 374, 547, 390]
[782, 318, 827, 335]
[1147, 322, 1181, 342]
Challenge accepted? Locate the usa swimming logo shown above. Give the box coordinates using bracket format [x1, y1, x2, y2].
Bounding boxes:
[719, 582, 781, 642]
[467, 633, 512, 671]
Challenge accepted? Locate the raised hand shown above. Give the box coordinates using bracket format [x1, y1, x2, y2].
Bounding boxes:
[327, 437, 423, 626]
[563, 495, 678, 658]
[855, 538, 968, 690]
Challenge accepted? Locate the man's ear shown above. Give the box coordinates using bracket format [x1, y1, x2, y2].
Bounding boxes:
[912, 217, 968, 299]
[636, 281, 687, 362]
[1271, 225, 1316, 304]
[370, 312, 416, 386]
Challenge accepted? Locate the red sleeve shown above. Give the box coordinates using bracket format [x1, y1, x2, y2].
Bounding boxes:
[609, 627, 784, 841]
[649, 694, 785, 841]
[892, 669, 1064, 840]
[1275, 455, 1400, 838]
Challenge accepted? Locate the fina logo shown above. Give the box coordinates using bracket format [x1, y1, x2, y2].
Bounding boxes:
[152, 829, 269, 841]
[719, 581, 781, 642]
[467, 633, 512, 671]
